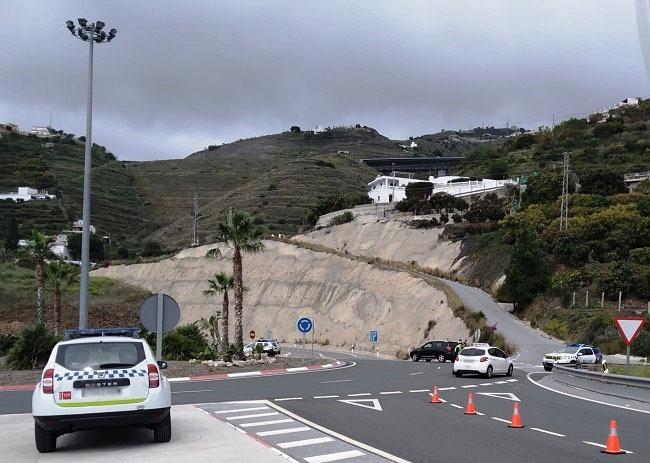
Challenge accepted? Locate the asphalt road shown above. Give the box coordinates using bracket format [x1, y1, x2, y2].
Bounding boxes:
[4, 348, 647, 462]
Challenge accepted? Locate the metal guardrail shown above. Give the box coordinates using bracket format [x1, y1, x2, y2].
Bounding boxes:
[623, 171, 650, 182]
[552, 364, 650, 403]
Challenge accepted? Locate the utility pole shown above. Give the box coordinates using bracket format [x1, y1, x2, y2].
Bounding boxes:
[560, 152, 570, 231]
[191, 192, 199, 246]
[65, 18, 117, 330]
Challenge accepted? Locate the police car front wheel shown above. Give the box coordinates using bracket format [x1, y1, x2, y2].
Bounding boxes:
[35, 423, 57, 453]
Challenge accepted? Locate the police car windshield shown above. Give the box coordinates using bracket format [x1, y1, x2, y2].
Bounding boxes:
[556, 345, 579, 354]
[56, 342, 145, 371]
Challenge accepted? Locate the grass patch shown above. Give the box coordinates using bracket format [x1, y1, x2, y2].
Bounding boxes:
[608, 364, 650, 378]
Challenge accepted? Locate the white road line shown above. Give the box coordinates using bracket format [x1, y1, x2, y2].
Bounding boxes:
[461, 385, 477, 388]
[171, 389, 213, 394]
[274, 397, 303, 402]
[530, 427, 565, 437]
[380, 391, 402, 395]
[475, 412, 485, 416]
[304, 450, 365, 463]
[267, 401, 412, 463]
[257, 426, 311, 436]
[240, 419, 294, 427]
[287, 367, 309, 372]
[409, 372, 424, 376]
[494, 381, 508, 384]
[450, 404, 464, 409]
[226, 412, 279, 420]
[491, 417, 511, 424]
[582, 441, 634, 454]
[439, 387, 456, 391]
[348, 393, 371, 397]
[321, 379, 353, 384]
[506, 379, 518, 383]
[479, 383, 493, 386]
[212, 406, 269, 414]
[313, 395, 339, 399]
[228, 371, 263, 378]
[278, 437, 335, 448]
[527, 372, 650, 415]
[409, 389, 430, 393]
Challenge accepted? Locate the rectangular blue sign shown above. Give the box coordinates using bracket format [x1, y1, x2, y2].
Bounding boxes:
[369, 330, 378, 342]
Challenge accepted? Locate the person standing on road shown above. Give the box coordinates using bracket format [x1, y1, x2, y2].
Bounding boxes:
[454, 339, 463, 361]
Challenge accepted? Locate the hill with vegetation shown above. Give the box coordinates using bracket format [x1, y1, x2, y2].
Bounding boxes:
[129, 125, 489, 248]
[0, 132, 143, 243]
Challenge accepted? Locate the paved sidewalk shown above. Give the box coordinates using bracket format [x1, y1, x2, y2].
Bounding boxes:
[0, 405, 287, 462]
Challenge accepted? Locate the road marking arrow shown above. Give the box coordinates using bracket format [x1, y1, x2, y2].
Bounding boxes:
[476, 392, 520, 402]
[337, 398, 383, 411]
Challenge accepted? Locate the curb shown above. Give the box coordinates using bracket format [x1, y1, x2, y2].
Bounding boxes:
[168, 360, 347, 383]
[0, 361, 348, 392]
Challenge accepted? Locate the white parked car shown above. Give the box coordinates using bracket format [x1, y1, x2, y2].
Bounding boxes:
[244, 339, 281, 356]
[31, 328, 172, 453]
[453, 343, 514, 378]
[542, 343, 598, 371]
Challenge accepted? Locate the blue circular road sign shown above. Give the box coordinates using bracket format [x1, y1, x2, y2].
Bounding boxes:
[297, 317, 313, 333]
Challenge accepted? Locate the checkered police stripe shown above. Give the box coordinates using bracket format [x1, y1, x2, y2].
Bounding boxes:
[54, 368, 147, 381]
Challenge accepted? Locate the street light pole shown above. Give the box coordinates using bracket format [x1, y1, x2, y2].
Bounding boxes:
[66, 19, 117, 329]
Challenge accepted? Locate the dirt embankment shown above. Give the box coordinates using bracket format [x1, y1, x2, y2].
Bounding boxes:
[92, 241, 468, 355]
[295, 216, 507, 293]
[295, 216, 463, 273]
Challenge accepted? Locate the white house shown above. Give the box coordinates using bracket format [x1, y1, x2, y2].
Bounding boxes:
[367, 174, 518, 203]
[0, 186, 56, 202]
[49, 234, 71, 260]
[313, 125, 326, 133]
[410, 141, 418, 149]
[72, 219, 96, 235]
[31, 126, 54, 138]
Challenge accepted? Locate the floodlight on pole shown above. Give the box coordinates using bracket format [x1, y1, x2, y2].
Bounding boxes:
[65, 19, 117, 330]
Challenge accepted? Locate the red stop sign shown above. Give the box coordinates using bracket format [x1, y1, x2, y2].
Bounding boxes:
[249, 330, 256, 339]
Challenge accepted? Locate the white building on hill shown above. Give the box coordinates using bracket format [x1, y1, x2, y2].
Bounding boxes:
[367, 174, 517, 203]
[0, 186, 56, 202]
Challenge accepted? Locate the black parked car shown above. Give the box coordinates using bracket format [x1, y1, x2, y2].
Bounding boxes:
[409, 340, 459, 363]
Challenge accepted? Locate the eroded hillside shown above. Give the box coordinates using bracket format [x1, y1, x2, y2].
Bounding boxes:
[92, 240, 468, 354]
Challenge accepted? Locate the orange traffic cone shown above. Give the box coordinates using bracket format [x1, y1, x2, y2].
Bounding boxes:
[430, 385, 442, 404]
[508, 402, 524, 428]
[601, 420, 625, 454]
[464, 392, 477, 415]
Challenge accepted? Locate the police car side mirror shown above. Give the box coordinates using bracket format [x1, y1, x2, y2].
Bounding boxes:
[157, 361, 168, 370]
[577, 353, 583, 356]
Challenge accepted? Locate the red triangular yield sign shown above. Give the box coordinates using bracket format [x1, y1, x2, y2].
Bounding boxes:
[613, 317, 645, 346]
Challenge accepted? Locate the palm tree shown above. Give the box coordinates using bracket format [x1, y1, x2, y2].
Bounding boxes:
[203, 272, 234, 348]
[198, 312, 222, 352]
[46, 261, 78, 335]
[19, 231, 53, 325]
[216, 210, 265, 355]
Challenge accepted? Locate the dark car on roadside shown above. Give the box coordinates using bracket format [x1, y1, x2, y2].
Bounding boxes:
[409, 340, 458, 363]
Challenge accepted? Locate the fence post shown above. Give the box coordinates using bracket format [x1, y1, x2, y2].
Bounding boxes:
[572, 291, 576, 306]
[585, 290, 589, 308]
[601, 292, 604, 309]
[618, 291, 622, 311]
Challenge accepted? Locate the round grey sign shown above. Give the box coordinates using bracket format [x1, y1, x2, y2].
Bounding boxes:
[139, 293, 181, 333]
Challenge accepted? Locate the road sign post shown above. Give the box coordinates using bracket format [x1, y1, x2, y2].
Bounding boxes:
[139, 293, 181, 361]
[369, 330, 378, 357]
[297, 317, 313, 364]
[613, 317, 645, 375]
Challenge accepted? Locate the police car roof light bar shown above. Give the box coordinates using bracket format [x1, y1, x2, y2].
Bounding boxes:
[64, 327, 141, 340]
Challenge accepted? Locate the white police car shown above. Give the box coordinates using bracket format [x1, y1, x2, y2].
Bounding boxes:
[453, 343, 514, 378]
[542, 343, 598, 371]
[32, 328, 172, 453]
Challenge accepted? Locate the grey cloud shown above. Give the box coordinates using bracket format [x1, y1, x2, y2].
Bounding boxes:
[0, 0, 647, 160]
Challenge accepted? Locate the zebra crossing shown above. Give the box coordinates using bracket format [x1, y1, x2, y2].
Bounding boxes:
[199, 402, 395, 463]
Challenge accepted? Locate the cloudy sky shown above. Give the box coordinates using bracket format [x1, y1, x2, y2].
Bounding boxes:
[1, 0, 649, 160]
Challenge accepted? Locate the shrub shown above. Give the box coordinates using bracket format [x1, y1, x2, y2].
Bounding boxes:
[7, 325, 59, 370]
[328, 211, 354, 226]
[141, 240, 163, 257]
[405, 182, 433, 200]
[0, 333, 17, 355]
[451, 213, 463, 223]
[162, 323, 209, 360]
[630, 247, 650, 265]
